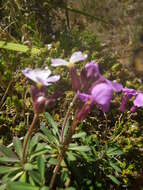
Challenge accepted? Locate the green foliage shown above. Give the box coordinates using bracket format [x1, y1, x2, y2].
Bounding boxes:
[0, 1, 143, 188]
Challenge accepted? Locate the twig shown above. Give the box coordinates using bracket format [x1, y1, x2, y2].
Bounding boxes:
[60, 93, 78, 143]
[7, 137, 24, 148]
[49, 119, 79, 189]
[22, 113, 39, 165]
[0, 79, 13, 110]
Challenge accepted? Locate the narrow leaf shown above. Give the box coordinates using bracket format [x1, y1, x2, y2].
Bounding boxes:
[45, 112, 59, 136]
[13, 137, 22, 159]
[73, 132, 86, 139]
[0, 157, 19, 163]
[0, 145, 16, 158]
[0, 41, 40, 55]
[69, 145, 90, 152]
[0, 166, 20, 174]
[108, 175, 120, 185]
[7, 181, 39, 190]
[109, 162, 122, 173]
[37, 156, 45, 184]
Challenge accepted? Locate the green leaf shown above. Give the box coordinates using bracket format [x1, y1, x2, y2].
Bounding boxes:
[11, 171, 23, 181]
[24, 163, 35, 171]
[0, 157, 19, 163]
[29, 175, 36, 186]
[0, 184, 6, 190]
[13, 137, 22, 159]
[30, 147, 50, 160]
[0, 145, 16, 158]
[40, 126, 58, 145]
[19, 172, 27, 182]
[30, 171, 41, 186]
[61, 120, 70, 141]
[7, 181, 39, 190]
[109, 162, 122, 173]
[37, 156, 45, 184]
[72, 132, 86, 139]
[40, 187, 49, 190]
[0, 41, 40, 55]
[66, 152, 76, 161]
[0, 166, 20, 174]
[28, 135, 39, 155]
[48, 158, 58, 165]
[106, 147, 122, 157]
[45, 112, 59, 136]
[107, 175, 120, 185]
[69, 145, 90, 152]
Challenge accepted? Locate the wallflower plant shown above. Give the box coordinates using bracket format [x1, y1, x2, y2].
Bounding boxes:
[21, 68, 60, 165]
[1, 51, 143, 190]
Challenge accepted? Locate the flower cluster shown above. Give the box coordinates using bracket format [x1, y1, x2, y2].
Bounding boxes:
[22, 51, 143, 119]
[120, 88, 143, 112]
[22, 68, 60, 113]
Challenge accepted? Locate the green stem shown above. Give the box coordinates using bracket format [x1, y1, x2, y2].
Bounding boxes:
[22, 113, 39, 165]
[49, 119, 79, 189]
[60, 93, 78, 143]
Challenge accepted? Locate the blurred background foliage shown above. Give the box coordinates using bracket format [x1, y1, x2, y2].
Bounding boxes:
[0, 0, 143, 189]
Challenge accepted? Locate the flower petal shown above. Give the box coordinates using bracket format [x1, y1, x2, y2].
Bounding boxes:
[47, 75, 60, 83]
[91, 83, 113, 112]
[69, 51, 88, 64]
[78, 92, 93, 102]
[51, 58, 68, 67]
[106, 80, 123, 92]
[133, 93, 143, 107]
[85, 61, 100, 78]
[22, 68, 52, 84]
[122, 88, 136, 95]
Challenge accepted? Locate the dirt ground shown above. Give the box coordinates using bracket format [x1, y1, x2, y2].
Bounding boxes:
[68, 0, 143, 67]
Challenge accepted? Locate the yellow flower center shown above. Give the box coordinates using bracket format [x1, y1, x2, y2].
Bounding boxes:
[67, 62, 75, 69]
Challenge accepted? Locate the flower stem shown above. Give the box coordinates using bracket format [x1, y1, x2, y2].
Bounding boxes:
[49, 119, 79, 189]
[60, 93, 78, 143]
[22, 113, 39, 165]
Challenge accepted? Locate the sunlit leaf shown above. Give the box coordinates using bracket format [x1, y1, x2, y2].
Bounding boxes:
[13, 137, 22, 159]
[7, 181, 39, 190]
[37, 155, 45, 184]
[45, 112, 59, 136]
[107, 175, 120, 185]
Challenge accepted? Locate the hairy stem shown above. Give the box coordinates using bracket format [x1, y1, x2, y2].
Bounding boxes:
[22, 113, 39, 165]
[49, 119, 79, 189]
[60, 93, 78, 143]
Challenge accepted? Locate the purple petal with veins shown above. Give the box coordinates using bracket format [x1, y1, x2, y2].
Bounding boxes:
[22, 68, 60, 86]
[91, 83, 113, 112]
[106, 80, 123, 92]
[69, 51, 88, 64]
[85, 61, 100, 78]
[78, 92, 93, 102]
[51, 58, 68, 67]
[133, 92, 143, 107]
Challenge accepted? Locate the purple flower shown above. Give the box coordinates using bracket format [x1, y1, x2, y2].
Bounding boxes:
[85, 61, 101, 78]
[120, 88, 143, 112]
[80, 61, 101, 91]
[120, 88, 136, 112]
[78, 83, 113, 113]
[30, 85, 61, 113]
[51, 51, 88, 68]
[69, 67, 81, 91]
[22, 68, 60, 86]
[133, 92, 143, 107]
[51, 51, 87, 91]
[77, 79, 123, 121]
